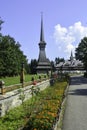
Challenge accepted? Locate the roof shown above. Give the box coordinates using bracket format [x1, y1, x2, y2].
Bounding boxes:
[55, 58, 84, 70]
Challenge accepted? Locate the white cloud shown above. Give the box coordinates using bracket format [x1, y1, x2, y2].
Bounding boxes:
[53, 21, 87, 59]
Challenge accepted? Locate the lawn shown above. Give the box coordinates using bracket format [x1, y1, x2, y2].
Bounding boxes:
[0, 74, 47, 86]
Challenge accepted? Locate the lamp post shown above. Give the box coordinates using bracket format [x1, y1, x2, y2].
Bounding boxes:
[20, 62, 25, 87]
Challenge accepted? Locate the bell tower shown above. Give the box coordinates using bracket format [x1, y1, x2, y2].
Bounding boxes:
[37, 14, 51, 73]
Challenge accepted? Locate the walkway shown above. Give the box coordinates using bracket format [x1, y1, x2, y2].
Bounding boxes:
[62, 75, 87, 130]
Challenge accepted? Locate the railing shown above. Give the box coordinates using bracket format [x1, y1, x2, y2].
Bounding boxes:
[0, 78, 49, 95]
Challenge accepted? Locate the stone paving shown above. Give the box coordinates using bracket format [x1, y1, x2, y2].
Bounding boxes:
[62, 75, 87, 130]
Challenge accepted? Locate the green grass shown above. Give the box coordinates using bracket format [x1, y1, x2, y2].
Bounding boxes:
[0, 74, 47, 86]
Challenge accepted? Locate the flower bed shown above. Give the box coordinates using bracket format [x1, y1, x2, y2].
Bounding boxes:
[23, 81, 67, 130]
[0, 80, 67, 130]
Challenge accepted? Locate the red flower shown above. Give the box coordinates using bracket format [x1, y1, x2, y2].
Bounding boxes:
[33, 81, 37, 85]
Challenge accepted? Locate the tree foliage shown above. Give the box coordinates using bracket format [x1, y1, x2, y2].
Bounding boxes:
[0, 17, 29, 77]
[50, 61, 56, 72]
[55, 57, 65, 65]
[0, 17, 4, 30]
[29, 59, 38, 74]
[75, 37, 87, 70]
[0, 35, 28, 77]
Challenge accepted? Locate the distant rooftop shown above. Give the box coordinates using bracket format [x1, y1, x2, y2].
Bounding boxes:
[55, 52, 84, 70]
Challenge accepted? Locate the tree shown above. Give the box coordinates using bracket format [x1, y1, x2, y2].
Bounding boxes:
[30, 59, 38, 74]
[75, 37, 87, 71]
[50, 61, 56, 72]
[55, 57, 65, 65]
[0, 18, 29, 77]
[0, 35, 29, 77]
[0, 17, 4, 30]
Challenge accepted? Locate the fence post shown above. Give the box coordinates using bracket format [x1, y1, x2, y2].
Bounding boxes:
[20, 62, 25, 87]
[0, 80, 6, 95]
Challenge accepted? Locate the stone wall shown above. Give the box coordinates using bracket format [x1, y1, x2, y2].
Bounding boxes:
[0, 79, 50, 117]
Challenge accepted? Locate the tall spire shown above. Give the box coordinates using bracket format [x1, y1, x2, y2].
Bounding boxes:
[70, 50, 73, 61]
[40, 12, 45, 42]
[37, 13, 51, 73]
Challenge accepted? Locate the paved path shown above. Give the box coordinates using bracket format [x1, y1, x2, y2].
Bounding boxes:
[62, 75, 87, 130]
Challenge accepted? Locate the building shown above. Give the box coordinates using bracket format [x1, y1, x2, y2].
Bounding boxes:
[37, 15, 51, 74]
[56, 51, 84, 72]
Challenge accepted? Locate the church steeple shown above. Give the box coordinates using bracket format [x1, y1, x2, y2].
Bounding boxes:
[70, 51, 73, 62]
[37, 14, 51, 74]
[39, 14, 46, 49]
[40, 13, 45, 42]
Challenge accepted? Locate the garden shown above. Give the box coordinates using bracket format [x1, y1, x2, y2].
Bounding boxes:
[0, 76, 68, 130]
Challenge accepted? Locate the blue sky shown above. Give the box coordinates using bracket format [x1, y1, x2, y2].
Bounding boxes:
[0, 0, 87, 62]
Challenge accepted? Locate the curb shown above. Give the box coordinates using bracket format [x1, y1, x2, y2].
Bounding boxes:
[54, 84, 69, 130]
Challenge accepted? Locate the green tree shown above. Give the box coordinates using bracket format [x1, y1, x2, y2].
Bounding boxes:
[50, 61, 56, 72]
[0, 35, 28, 77]
[75, 37, 87, 71]
[30, 59, 38, 74]
[0, 18, 29, 77]
[55, 57, 65, 65]
[0, 17, 4, 31]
